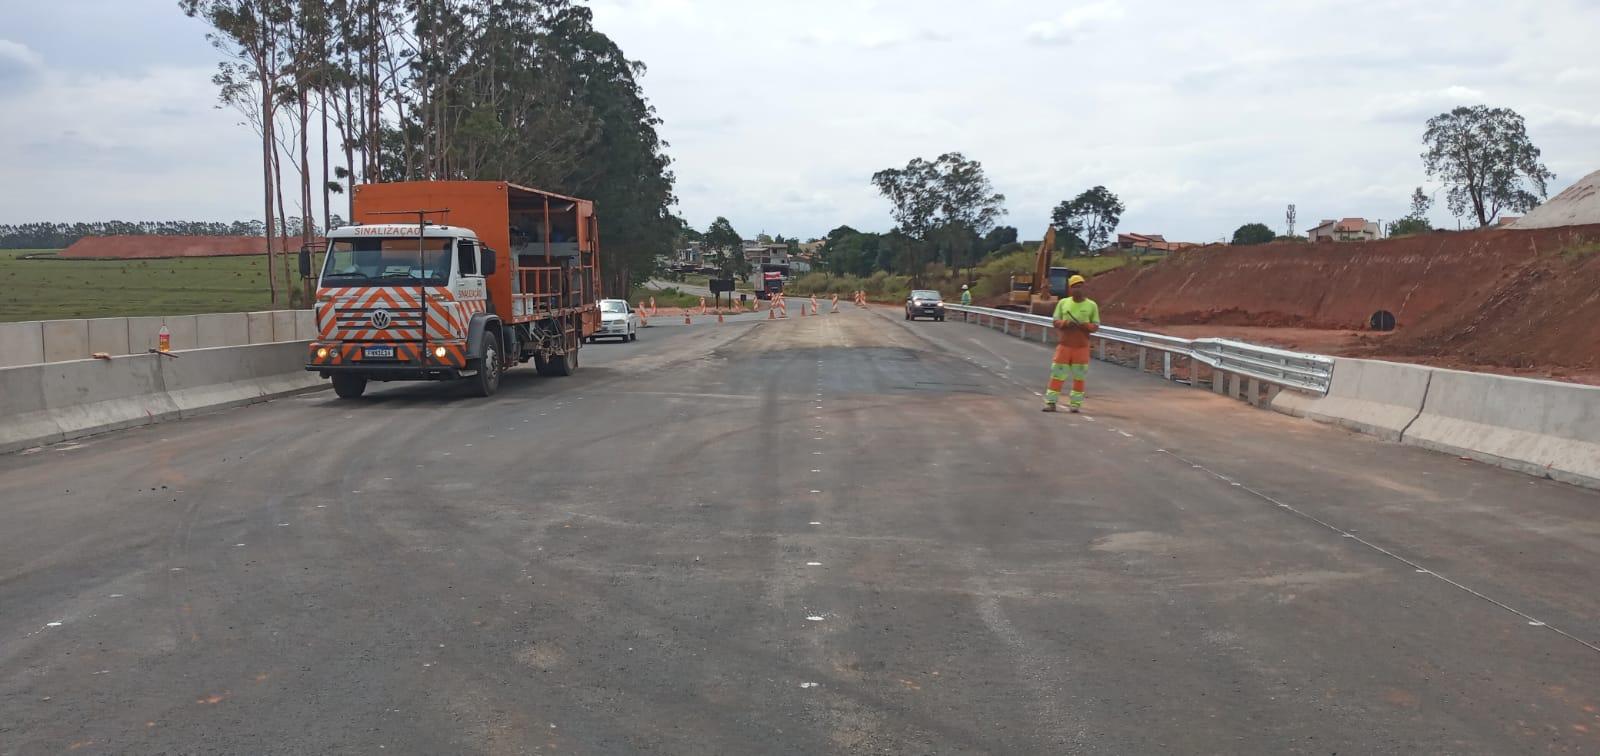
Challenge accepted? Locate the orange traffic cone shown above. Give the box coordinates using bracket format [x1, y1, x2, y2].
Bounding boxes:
[717, 310, 724, 324]
[768, 305, 776, 320]
[683, 309, 691, 324]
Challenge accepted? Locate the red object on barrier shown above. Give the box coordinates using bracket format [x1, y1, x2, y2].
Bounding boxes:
[158, 324, 171, 353]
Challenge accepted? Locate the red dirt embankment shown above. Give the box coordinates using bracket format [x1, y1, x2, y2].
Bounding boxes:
[59, 236, 320, 259]
[1088, 224, 1600, 380]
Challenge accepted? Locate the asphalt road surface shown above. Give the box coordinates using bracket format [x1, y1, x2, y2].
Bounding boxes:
[4, 307, 1600, 754]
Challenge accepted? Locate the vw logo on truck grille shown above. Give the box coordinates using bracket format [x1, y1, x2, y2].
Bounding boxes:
[369, 309, 392, 329]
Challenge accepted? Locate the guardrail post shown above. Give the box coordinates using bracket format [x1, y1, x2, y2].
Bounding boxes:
[1095, 339, 1105, 361]
[1162, 352, 1172, 380]
[1138, 347, 1147, 374]
[1243, 376, 1260, 406]
[1001, 319, 1009, 336]
[1212, 370, 1227, 395]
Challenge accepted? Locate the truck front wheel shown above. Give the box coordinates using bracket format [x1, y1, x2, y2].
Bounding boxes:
[472, 341, 501, 397]
[331, 373, 367, 399]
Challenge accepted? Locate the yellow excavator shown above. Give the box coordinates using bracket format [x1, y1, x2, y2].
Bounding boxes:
[1005, 227, 1078, 316]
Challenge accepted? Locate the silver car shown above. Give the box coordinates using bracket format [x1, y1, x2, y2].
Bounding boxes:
[592, 299, 640, 342]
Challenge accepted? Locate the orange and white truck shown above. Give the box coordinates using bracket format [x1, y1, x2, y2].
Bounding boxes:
[303, 181, 600, 398]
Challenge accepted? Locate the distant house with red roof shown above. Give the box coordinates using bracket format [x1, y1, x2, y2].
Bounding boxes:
[1307, 218, 1379, 242]
[1112, 233, 1199, 255]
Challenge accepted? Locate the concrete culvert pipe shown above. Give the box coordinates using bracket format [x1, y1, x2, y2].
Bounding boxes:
[1369, 310, 1397, 332]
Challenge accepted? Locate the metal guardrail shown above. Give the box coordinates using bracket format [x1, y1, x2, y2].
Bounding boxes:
[944, 304, 1334, 395]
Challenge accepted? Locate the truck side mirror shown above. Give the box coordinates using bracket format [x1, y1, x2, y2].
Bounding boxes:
[298, 247, 312, 278]
[481, 249, 496, 276]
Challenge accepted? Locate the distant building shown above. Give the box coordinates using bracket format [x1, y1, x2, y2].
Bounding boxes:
[1111, 232, 1198, 255]
[1308, 218, 1380, 242]
[742, 241, 791, 267]
[1495, 216, 1521, 227]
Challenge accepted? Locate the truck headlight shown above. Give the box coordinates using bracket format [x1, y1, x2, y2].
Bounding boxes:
[434, 346, 447, 358]
[316, 347, 328, 359]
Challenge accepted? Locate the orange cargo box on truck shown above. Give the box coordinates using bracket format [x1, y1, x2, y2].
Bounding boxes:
[352, 180, 601, 336]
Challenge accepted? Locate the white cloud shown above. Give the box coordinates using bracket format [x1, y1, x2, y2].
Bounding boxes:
[0, 39, 45, 92]
[3, 0, 1599, 243]
[1365, 85, 1488, 122]
[1025, 1, 1125, 45]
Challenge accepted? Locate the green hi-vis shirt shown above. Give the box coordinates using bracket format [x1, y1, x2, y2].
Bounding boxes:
[1052, 297, 1100, 353]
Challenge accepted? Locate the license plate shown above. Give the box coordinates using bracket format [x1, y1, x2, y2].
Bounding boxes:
[363, 346, 396, 359]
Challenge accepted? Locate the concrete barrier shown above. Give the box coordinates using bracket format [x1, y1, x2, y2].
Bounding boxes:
[0, 321, 46, 367]
[0, 363, 62, 451]
[6, 310, 314, 365]
[271, 311, 298, 343]
[197, 312, 250, 348]
[163, 342, 322, 416]
[128, 315, 199, 353]
[88, 318, 132, 356]
[41, 319, 91, 362]
[1404, 369, 1600, 488]
[0, 341, 324, 454]
[1270, 357, 1431, 442]
[37, 354, 178, 445]
[247, 311, 275, 344]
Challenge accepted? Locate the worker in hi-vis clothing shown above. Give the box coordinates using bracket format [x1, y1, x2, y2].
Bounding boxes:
[960, 284, 972, 306]
[1043, 275, 1099, 413]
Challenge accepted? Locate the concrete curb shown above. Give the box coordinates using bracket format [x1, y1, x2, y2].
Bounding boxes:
[0, 341, 326, 454]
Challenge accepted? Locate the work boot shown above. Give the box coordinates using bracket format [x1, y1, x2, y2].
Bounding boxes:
[1041, 403, 1057, 413]
[1069, 405, 1081, 414]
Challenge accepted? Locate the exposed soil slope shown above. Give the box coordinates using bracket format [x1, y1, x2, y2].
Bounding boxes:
[1088, 224, 1600, 376]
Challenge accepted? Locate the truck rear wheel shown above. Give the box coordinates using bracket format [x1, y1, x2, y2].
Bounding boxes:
[545, 346, 577, 376]
[331, 374, 367, 399]
[471, 341, 501, 397]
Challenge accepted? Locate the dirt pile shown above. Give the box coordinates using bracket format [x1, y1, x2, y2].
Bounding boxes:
[1087, 224, 1600, 376]
[59, 236, 321, 259]
[1512, 169, 1600, 230]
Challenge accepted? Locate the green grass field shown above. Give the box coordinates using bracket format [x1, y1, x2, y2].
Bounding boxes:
[0, 250, 310, 322]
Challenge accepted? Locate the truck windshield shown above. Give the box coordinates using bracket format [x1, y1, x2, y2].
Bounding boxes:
[320, 238, 452, 285]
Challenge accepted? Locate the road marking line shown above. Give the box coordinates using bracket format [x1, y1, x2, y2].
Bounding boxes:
[806, 562, 822, 566]
[1159, 448, 1600, 656]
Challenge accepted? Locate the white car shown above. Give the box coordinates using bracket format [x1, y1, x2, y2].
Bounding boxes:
[592, 299, 640, 342]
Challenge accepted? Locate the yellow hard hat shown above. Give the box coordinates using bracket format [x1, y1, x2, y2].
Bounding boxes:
[1068, 274, 1087, 287]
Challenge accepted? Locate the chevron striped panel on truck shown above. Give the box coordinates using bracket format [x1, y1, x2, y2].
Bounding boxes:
[318, 286, 489, 342]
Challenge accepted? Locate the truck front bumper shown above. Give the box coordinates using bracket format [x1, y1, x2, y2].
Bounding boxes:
[305, 340, 468, 381]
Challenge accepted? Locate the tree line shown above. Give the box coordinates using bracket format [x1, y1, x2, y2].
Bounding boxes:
[0, 219, 339, 250]
[181, 0, 675, 304]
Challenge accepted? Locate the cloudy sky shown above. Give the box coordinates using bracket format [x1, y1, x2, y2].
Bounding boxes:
[2, 0, 1598, 242]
